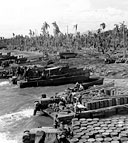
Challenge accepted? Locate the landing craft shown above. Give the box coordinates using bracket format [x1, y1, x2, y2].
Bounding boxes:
[15, 55, 27, 64]
[22, 127, 62, 143]
[10, 64, 90, 88]
[33, 96, 61, 116]
[18, 66, 90, 88]
[59, 52, 78, 59]
[33, 77, 104, 116]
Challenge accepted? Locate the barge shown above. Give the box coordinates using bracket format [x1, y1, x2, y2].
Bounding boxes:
[42, 95, 128, 123]
[18, 76, 103, 89]
[15, 66, 91, 88]
[34, 79, 128, 123]
[59, 52, 78, 59]
[18, 75, 89, 88]
[82, 77, 104, 89]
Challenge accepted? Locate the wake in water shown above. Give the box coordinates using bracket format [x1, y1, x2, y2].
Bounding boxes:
[0, 80, 19, 90]
[0, 108, 33, 126]
[0, 108, 34, 143]
[0, 81, 10, 86]
[0, 107, 53, 143]
[0, 133, 17, 143]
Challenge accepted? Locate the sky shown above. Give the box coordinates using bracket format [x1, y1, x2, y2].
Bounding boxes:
[0, 0, 128, 37]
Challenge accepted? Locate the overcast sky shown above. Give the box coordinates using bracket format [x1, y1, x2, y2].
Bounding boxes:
[0, 0, 128, 37]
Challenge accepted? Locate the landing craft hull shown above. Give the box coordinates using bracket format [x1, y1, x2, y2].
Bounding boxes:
[34, 77, 104, 117]
[18, 76, 103, 90]
[59, 52, 77, 59]
[82, 77, 104, 89]
[18, 75, 90, 88]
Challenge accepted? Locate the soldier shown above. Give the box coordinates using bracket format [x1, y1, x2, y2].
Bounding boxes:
[53, 114, 59, 129]
[41, 94, 46, 98]
[38, 131, 46, 143]
[33, 101, 41, 116]
[64, 124, 71, 138]
[22, 130, 31, 143]
[23, 66, 28, 80]
[74, 82, 80, 91]
[79, 84, 84, 91]
[59, 122, 70, 143]
[53, 133, 61, 143]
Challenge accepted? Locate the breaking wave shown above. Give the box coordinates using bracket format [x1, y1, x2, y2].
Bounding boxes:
[0, 133, 17, 143]
[0, 108, 34, 143]
[0, 81, 10, 86]
[0, 108, 33, 126]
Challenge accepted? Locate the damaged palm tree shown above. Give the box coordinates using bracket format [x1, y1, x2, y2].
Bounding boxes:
[41, 21, 50, 36]
[52, 21, 61, 48]
[73, 24, 78, 34]
[120, 21, 126, 58]
[52, 21, 61, 36]
[98, 23, 106, 54]
[41, 22, 50, 54]
[100, 23, 106, 30]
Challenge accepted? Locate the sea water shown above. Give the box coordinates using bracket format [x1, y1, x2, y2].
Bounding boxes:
[0, 79, 73, 143]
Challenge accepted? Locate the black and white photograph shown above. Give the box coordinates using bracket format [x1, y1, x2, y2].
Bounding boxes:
[1, 0, 128, 142]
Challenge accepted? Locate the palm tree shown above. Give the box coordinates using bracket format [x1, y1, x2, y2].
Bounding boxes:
[52, 21, 60, 36]
[12, 33, 15, 49]
[73, 24, 78, 34]
[12, 33, 15, 37]
[100, 23, 106, 30]
[113, 24, 120, 51]
[29, 29, 32, 38]
[52, 22, 61, 50]
[45, 22, 50, 30]
[114, 24, 119, 35]
[41, 21, 50, 36]
[32, 31, 35, 37]
[97, 28, 101, 34]
[100, 22, 106, 40]
[99, 23, 106, 54]
[120, 21, 126, 57]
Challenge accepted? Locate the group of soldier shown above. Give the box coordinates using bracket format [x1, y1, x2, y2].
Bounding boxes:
[15, 65, 43, 80]
[25, 82, 85, 143]
[53, 117, 72, 143]
[33, 81, 84, 115]
[22, 130, 46, 143]
[22, 115, 72, 143]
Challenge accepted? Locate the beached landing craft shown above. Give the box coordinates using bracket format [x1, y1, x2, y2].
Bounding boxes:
[0, 52, 17, 61]
[15, 65, 92, 88]
[35, 84, 128, 124]
[33, 96, 61, 116]
[22, 127, 62, 143]
[59, 52, 78, 59]
[33, 77, 104, 115]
